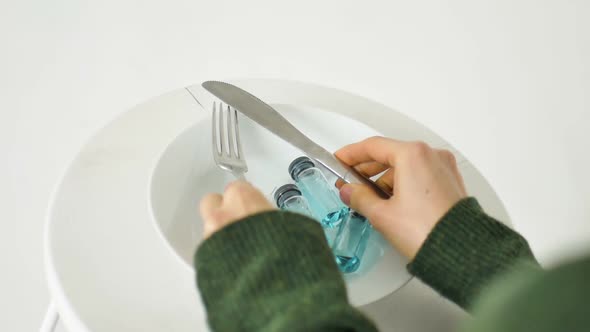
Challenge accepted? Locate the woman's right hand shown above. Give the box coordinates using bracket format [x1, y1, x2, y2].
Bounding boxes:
[335, 137, 467, 260]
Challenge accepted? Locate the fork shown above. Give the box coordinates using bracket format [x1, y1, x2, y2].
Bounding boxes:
[211, 101, 248, 179]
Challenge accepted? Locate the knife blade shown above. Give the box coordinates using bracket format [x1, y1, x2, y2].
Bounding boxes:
[202, 81, 391, 199]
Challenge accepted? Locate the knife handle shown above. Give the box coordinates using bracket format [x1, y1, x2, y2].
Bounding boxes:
[309, 150, 391, 200]
[339, 160, 392, 199]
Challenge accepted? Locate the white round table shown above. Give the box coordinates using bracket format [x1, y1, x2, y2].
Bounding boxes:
[46, 79, 519, 331]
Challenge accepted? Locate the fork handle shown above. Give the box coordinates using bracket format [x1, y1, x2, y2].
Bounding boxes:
[233, 172, 246, 181]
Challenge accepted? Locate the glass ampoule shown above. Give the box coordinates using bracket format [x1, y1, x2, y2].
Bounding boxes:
[288, 156, 349, 228]
[273, 183, 338, 246]
[332, 211, 371, 273]
[274, 184, 314, 217]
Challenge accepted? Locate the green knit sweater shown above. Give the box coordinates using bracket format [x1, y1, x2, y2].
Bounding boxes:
[195, 198, 590, 331]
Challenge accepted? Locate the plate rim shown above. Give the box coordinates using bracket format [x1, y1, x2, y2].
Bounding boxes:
[44, 78, 511, 330]
[146, 104, 414, 306]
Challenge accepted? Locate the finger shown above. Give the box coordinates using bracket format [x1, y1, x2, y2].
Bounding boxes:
[224, 179, 251, 193]
[354, 161, 389, 177]
[436, 149, 467, 194]
[224, 180, 272, 209]
[450, 161, 467, 194]
[455, 167, 467, 194]
[375, 168, 395, 194]
[435, 149, 456, 165]
[339, 183, 387, 221]
[224, 180, 256, 201]
[336, 162, 391, 191]
[335, 136, 407, 167]
[199, 193, 223, 220]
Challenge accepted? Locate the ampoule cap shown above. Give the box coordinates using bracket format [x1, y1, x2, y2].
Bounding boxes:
[274, 184, 302, 207]
[288, 156, 315, 181]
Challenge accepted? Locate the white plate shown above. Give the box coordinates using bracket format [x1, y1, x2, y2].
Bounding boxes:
[46, 79, 512, 332]
[149, 104, 411, 306]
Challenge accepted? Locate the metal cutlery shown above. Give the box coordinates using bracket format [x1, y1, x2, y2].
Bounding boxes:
[211, 101, 248, 180]
[202, 81, 390, 199]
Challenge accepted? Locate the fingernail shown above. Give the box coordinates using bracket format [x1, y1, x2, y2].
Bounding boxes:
[340, 184, 353, 205]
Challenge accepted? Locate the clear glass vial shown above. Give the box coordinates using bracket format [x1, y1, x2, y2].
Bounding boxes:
[273, 184, 314, 217]
[288, 156, 349, 228]
[273, 183, 338, 246]
[332, 211, 371, 273]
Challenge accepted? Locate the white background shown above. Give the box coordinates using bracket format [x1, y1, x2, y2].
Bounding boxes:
[1, 0, 589, 331]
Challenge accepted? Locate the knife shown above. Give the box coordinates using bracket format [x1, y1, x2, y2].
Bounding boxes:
[202, 81, 391, 199]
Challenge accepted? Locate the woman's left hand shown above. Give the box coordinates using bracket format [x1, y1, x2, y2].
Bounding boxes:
[199, 180, 276, 239]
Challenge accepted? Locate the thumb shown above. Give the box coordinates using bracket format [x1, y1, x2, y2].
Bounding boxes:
[199, 193, 223, 239]
[339, 183, 386, 220]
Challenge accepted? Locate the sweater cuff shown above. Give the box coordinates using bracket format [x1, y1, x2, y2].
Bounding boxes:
[407, 197, 537, 309]
[195, 210, 347, 312]
[195, 210, 340, 283]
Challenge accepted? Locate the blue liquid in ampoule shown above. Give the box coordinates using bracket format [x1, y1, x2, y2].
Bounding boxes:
[332, 211, 371, 273]
[288, 157, 349, 228]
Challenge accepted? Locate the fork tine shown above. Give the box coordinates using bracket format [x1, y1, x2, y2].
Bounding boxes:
[211, 101, 248, 176]
[212, 101, 219, 156]
[218, 102, 226, 155]
[226, 105, 236, 157]
[234, 108, 244, 159]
